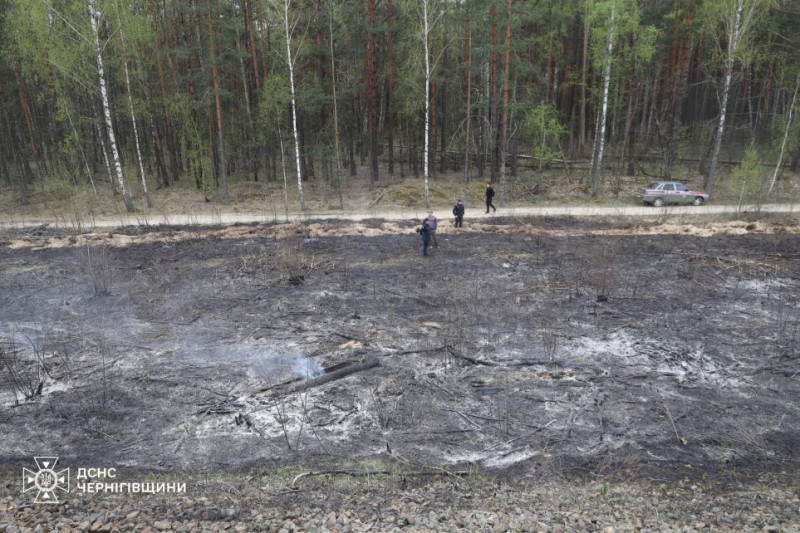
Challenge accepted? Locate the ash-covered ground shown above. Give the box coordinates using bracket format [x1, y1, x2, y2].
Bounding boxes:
[1, 215, 799, 482]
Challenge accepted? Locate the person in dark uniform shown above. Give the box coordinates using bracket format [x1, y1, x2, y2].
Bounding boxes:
[416, 218, 432, 256]
[485, 183, 496, 213]
[452, 199, 465, 228]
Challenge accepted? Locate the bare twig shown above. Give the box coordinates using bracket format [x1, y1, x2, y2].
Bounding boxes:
[662, 397, 682, 444]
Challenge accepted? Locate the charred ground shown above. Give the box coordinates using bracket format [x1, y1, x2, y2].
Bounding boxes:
[1, 215, 799, 483]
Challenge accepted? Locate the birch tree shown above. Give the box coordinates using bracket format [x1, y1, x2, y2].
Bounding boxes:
[498, 0, 514, 207]
[588, 0, 616, 199]
[587, 0, 654, 198]
[462, 8, 472, 202]
[423, 0, 434, 208]
[116, 10, 152, 208]
[275, 0, 305, 211]
[702, 0, 772, 196]
[89, 0, 135, 212]
[420, 0, 445, 208]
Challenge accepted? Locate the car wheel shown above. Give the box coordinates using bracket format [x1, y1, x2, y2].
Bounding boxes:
[652, 198, 664, 207]
[693, 196, 704, 206]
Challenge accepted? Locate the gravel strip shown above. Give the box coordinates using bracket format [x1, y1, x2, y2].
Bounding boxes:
[2, 470, 798, 532]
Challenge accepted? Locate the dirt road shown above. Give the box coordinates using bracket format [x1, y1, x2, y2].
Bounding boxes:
[2, 202, 799, 229]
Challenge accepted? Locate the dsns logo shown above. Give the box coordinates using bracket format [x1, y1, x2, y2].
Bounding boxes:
[22, 457, 70, 504]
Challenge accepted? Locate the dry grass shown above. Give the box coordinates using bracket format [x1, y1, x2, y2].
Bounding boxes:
[3, 163, 800, 222]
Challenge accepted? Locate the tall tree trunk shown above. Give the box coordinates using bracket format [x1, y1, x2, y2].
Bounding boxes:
[665, 34, 693, 179]
[276, 127, 289, 220]
[462, 10, 472, 202]
[119, 24, 153, 208]
[423, 0, 432, 207]
[90, 96, 115, 194]
[705, 0, 764, 196]
[589, 2, 615, 199]
[579, 7, 589, 154]
[705, 56, 734, 193]
[329, 0, 344, 208]
[490, 4, 499, 183]
[499, 0, 513, 206]
[207, 0, 229, 203]
[89, 1, 135, 212]
[431, 79, 437, 179]
[151, 0, 177, 186]
[245, 0, 261, 90]
[12, 61, 38, 158]
[386, 0, 395, 176]
[282, 0, 305, 210]
[768, 73, 800, 194]
[366, 0, 379, 185]
[235, 32, 258, 182]
[623, 75, 639, 178]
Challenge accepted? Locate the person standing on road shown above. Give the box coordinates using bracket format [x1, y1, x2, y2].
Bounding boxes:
[416, 218, 432, 257]
[485, 183, 497, 213]
[452, 199, 465, 228]
[424, 211, 439, 248]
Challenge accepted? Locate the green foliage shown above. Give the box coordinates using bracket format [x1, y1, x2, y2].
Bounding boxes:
[586, 0, 658, 69]
[0, 0, 797, 206]
[521, 103, 566, 172]
[258, 74, 291, 132]
[731, 143, 767, 209]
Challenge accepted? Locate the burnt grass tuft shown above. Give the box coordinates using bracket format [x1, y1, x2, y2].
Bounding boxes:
[0, 217, 799, 484]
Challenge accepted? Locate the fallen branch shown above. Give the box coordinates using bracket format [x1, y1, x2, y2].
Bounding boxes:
[254, 377, 302, 395]
[446, 345, 497, 367]
[293, 358, 379, 392]
[368, 188, 388, 207]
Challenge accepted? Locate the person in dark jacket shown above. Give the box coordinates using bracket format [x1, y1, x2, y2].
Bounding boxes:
[416, 219, 432, 256]
[452, 199, 465, 228]
[485, 183, 496, 213]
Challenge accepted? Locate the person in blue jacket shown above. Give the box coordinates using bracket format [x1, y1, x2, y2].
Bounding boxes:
[416, 218, 432, 257]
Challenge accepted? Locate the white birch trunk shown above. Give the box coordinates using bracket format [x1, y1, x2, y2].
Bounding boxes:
[282, 0, 305, 211]
[705, 0, 764, 195]
[462, 11, 472, 202]
[89, 0, 134, 213]
[589, 2, 615, 198]
[423, 0, 431, 208]
[768, 74, 800, 195]
[122, 54, 151, 208]
[705, 55, 735, 195]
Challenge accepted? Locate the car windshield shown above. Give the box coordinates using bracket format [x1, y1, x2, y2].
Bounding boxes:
[645, 183, 659, 190]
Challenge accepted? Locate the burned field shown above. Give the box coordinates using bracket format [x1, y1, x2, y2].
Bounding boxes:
[1, 216, 799, 482]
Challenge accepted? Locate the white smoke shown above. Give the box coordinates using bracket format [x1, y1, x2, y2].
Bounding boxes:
[192, 343, 325, 382]
[250, 349, 324, 380]
[291, 355, 324, 379]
